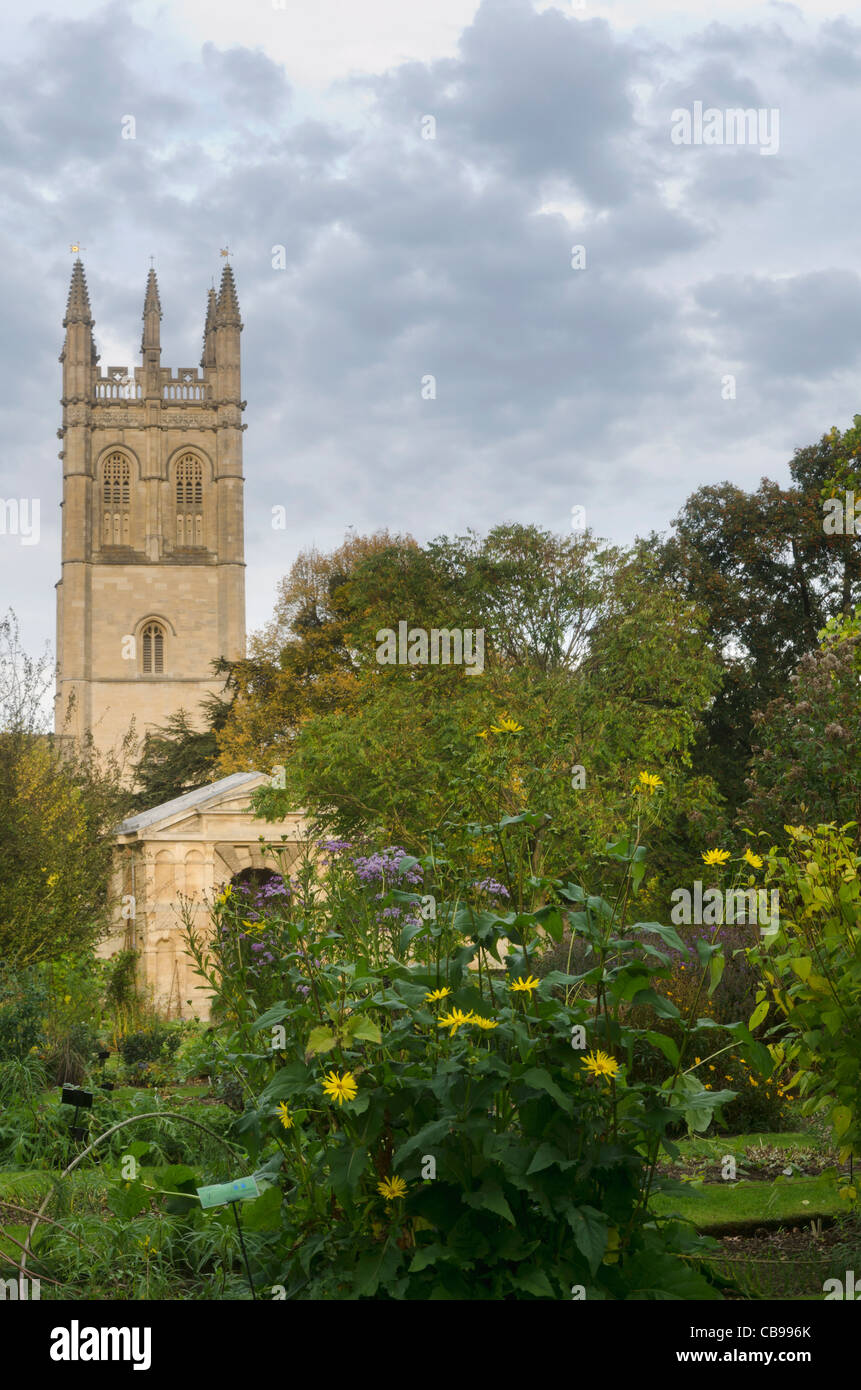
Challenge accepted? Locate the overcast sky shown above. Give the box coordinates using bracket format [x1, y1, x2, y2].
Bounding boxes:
[3, 0, 861, 660]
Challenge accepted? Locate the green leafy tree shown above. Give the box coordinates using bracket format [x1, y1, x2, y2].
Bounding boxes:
[0, 612, 132, 966]
[740, 609, 861, 839]
[130, 694, 232, 810]
[249, 532, 724, 901]
[654, 421, 861, 811]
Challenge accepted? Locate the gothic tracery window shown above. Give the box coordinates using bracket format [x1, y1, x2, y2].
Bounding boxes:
[176, 454, 204, 547]
[141, 621, 165, 675]
[102, 452, 131, 546]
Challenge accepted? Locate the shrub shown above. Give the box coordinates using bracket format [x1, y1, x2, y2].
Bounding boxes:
[0, 963, 47, 1060]
[182, 768, 776, 1299]
[118, 1026, 182, 1067]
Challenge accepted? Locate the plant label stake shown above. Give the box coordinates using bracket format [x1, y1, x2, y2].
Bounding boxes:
[60, 1085, 93, 1142]
[196, 1178, 259, 1299]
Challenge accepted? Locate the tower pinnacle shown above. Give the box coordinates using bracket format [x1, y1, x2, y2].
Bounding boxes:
[216, 262, 241, 327]
[141, 267, 162, 355]
[64, 259, 93, 327]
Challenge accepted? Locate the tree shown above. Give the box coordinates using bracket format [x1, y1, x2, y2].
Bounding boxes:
[130, 694, 231, 810]
[654, 420, 861, 811]
[245, 531, 724, 899]
[740, 608, 861, 839]
[0, 612, 131, 966]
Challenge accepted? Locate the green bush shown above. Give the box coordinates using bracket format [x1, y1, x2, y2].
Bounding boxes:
[119, 1027, 182, 1067]
[180, 764, 776, 1299]
[0, 963, 47, 1060]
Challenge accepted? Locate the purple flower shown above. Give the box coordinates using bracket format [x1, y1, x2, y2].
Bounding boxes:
[473, 878, 510, 899]
[297, 984, 310, 997]
[352, 847, 423, 887]
[251, 943, 265, 953]
[318, 839, 353, 854]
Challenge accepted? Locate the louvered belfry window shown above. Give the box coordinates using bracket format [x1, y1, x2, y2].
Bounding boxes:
[176, 454, 204, 547]
[102, 453, 131, 546]
[142, 622, 165, 674]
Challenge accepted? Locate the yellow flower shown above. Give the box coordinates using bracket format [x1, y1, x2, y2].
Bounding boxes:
[321, 1070, 358, 1106]
[64, 995, 71, 1005]
[784, 825, 807, 840]
[476, 729, 490, 739]
[471, 1015, 500, 1030]
[276, 1101, 294, 1130]
[508, 975, 540, 995]
[424, 987, 452, 1003]
[437, 1008, 475, 1036]
[46, 873, 59, 888]
[701, 848, 731, 866]
[637, 771, 663, 795]
[582, 1049, 620, 1080]
[742, 847, 763, 869]
[377, 1175, 408, 1201]
[489, 714, 524, 734]
[216, 885, 233, 905]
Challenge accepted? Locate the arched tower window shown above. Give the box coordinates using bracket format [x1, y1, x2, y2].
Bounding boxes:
[176, 454, 204, 548]
[102, 452, 131, 546]
[141, 621, 165, 675]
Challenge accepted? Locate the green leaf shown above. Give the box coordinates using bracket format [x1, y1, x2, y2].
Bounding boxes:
[748, 999, 770, 1030]
[329, 1145, 368, 1196]
[106, 1178, 150, 1221]
[399, 919, 426, 954]
[250, 1001, 291, 1033]
[306, 1026, 338, 1055]
[353, 1242, 403, 1297]
[634, 922, 688, 954]
[520, 1066, 573, 1113]
[564, 1205, 607, 1275]
[790, 956, 812, 981]
[409, 1244, 445, 1273]
[526, 1142, 566, 1175]
[242, 1184, 282, 1231]
[833, 1105, 852, 1139]
[124, 1140, 152, 1160]
[345, 1015, 382, 1045]
[258, 1060, 312, 1104]
[393, 1118, 451, 1166]
[511, 1268, 555, 1298]
[157, 1164, 198, 1215]
[645, 1031, 679, 1067]
[708, 953, 725, 997]
[462, 1182, 516, 1225]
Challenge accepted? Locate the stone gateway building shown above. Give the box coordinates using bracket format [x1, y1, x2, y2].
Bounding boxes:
[106, 773, 309, 1019]
[54, 259, 290, 1016]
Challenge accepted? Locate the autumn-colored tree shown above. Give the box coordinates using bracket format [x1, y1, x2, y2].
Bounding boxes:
[216, 529, 418, 773]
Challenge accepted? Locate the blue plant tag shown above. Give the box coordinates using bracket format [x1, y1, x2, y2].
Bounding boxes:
[196, 1177, 260, 1208]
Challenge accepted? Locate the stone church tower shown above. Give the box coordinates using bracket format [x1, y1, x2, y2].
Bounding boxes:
[54, 259, 246, 760]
